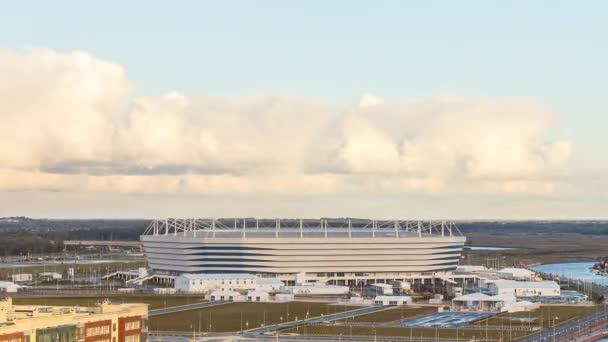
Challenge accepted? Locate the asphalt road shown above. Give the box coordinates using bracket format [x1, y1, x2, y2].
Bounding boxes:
[519, 307, 608, 342]
[149, 301, 230, 316]
[243, 305, 390, 336]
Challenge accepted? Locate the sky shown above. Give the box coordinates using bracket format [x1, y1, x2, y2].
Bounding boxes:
[0, 1, 607, 219]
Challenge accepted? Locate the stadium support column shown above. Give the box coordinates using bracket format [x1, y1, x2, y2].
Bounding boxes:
[300, 219, 303, 239]
[418, 221, 422, 238]
[324, 219, 327, 238]
[243, 218, 246, 238]
[441, 221, 445, 237]
[394, 221, 399, 238]
[212, 218, 216, 238]
[165, 219, 168, 236]
[275, 218, 279, 239]
[372, 220, 376, 238]
[348, 219, 352, 238]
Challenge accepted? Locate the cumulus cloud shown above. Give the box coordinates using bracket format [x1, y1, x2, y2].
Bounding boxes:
[0, 48, 571, 196]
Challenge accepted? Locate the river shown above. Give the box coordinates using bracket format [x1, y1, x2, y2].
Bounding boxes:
[531, 262, 608, 286]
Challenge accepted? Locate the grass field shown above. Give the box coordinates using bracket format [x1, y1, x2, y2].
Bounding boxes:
[335, 306, 436, 323]
[149, 302, 358, 332]
[282, 325, 531, 341]
[473, 305, 599, 328]
[12, 295, 205, 310]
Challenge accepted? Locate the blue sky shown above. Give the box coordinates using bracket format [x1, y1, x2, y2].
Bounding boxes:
[0, 1, 606, 218]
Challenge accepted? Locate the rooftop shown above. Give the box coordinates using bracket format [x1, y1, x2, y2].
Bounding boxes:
[492, 280, 559, 289]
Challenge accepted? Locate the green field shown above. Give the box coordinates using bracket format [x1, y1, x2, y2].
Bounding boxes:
[336, 306, 436, 323]
[282, 325, 531, 341]
[473, 305, 599, 328]
[149, 302, 358, 332]
[13, 295, 205, 310]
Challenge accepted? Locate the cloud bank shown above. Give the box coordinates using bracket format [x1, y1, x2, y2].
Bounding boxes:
[0, 48, 571, 197]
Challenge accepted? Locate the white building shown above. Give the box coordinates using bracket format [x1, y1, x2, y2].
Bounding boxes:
[141, 218, 466, 285]
[246, 291, 270, 302]
[0, 281, 20, 293]
[496, 268, 536, 280]
[256, 278, 284, 292]
[370, 283, 393, 295]
[287, 284, 350, 296]
[374, 296, 413, 306]
[455, 265, 488, 273]
[174, 273, 256, 293]
[208, 290, 244, 302]
[38, 272, 62, 280]
[452, 293, 517, 312]
[274, 293, 295, 302]
[10, 274, 32, 282]
[490, 280, 560, 297]
[504, 300, 540, 313]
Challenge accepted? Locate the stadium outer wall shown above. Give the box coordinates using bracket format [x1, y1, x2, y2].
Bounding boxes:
[141, 219, 466, 285]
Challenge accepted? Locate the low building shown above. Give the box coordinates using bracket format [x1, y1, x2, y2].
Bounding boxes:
[370, 283, 393, 295]
[208, 290, 243, 302]
[0, 297, 148, 342]
[490, 280, 560, 298]
[256, 278, 284, 292]
[287, 284, 350, 296]
[10, 274, 33, 283]
[274, 293, 295, 302]
[174, 273, 256, 293]
[455, 265, 488, 273]
[246, 291, 270, 302]
[496, 268, 536, 281]
[0, 282, 21, 293]
[504, 300, 540, 313]
[374, 296, 413, 306]
[38, 272, 63, 281]
[451, 293, 517, 312]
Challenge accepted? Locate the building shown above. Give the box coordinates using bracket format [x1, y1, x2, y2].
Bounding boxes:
[246, 291, 270, 302]
[287, 284, 350, 296]
[0, 282, 20, 293]
[38, 272, 63, 281]
[9, 274, 32, 283]
[490, 280, 560, 298]
[256, 278, 284, 292]
[496, 268, 536, 281]
[369, 283, 393, 295]
[451, 293, 517, 312]
[174, 273, 256, 293]
[455, 265, 488, 273]
[208, 290, 243, 302]
[374, 296, 413, 306]
[141, 218, 466, 285]
[0, 297, 147, 342]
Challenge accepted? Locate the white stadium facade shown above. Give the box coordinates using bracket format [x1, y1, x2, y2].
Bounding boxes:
[141, 218, 466, 285]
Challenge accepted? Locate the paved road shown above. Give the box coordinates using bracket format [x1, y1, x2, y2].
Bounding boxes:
[150, 301, 230, 316]
[243, 305, 391, 336]
[519, 307, 608, 342]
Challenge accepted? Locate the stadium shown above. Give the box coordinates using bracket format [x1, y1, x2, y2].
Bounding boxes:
[141, 218, 466, 285]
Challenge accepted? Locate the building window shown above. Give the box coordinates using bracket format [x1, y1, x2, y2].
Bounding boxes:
[125, 334, 140, 342]
[125, 321, 141, 331]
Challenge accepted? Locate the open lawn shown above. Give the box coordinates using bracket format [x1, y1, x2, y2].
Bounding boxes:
[149, 302, 358, 332]
[13, 295, 205, 310]
[473, 305, 599, 328]
[336, 306, 436, 323]
[281, 325, 530, 341]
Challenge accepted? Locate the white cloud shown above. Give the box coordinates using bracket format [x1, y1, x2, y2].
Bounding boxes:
[0, 48, 572, 198]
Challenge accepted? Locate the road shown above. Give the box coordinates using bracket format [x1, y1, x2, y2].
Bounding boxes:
[519, 306, 608, 342]
[149, 301, 230, 316]
[243, 305, 390, 337]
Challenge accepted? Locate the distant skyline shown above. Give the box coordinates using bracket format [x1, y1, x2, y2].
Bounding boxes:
[0, 1, 606, 219]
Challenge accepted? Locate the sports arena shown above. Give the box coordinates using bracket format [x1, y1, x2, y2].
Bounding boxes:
[141, 218, 466, 285]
